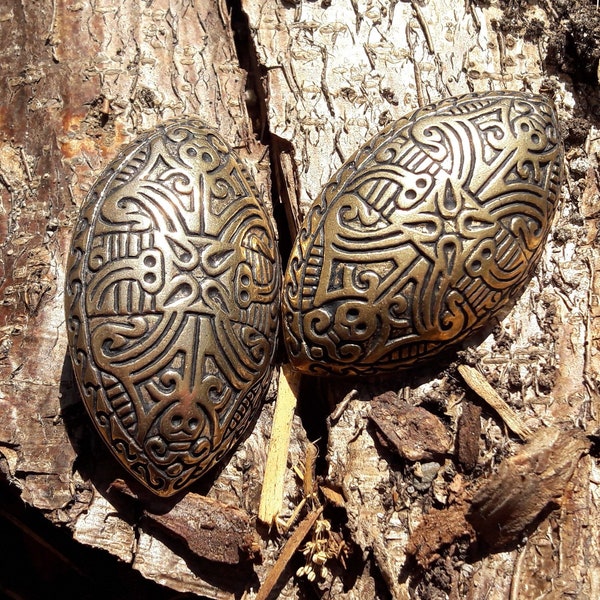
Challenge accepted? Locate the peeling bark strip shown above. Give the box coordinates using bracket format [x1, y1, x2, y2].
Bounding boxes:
[467, 427, 590, 549]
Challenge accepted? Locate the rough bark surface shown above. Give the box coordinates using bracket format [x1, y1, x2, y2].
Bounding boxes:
[1, 0, 600, 598]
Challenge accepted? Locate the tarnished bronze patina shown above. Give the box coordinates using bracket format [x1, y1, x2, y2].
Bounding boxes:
[65, 119, 281, 496]
[282, 91, 563, 376]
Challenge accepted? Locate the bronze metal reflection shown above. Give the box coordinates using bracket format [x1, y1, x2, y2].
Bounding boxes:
[65, 119, 281, 496]
[282, 91, 563, 376]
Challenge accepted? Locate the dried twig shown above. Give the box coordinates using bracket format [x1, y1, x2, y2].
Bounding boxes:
[255, 507, 324, 600]
[458, 364, 532, 441]
[258, 365, 301, 525]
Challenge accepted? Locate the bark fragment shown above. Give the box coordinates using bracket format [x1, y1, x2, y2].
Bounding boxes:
[456, 401, 482, 473]
[369, 391, 452, 462]
[141, 493, 260, 565]
[468, 427, 590, 549]
[406, 496, 475, 569]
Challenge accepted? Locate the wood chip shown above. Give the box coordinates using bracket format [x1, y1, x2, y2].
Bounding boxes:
[467, 426, 590, 549]
[258, 365, 301, 525]
[458, 364, 532, 440]
[302, 441, 318, 498]
[255, 507, 323, 600]
[369, 391, 452, 461]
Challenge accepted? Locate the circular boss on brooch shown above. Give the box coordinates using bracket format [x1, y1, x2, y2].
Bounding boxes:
[65, 91, 563, 495]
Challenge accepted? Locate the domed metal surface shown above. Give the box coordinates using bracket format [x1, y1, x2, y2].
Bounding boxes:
[65, 119, 281, 496]
[282, 91, 563, 376]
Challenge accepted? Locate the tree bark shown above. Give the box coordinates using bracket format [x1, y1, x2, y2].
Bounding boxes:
[1, 0, 600, 598]
[0, 1, 282, 597]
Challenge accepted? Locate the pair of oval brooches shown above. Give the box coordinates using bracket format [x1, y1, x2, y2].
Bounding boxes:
[65, 91, 564, 496]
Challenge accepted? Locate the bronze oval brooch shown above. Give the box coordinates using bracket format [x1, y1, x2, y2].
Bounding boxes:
[282, 91, 563, 376]
[65, 119, 281, 496]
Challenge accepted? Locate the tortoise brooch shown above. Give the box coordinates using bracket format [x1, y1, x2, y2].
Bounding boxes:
[65, 119, 281, 496]
[282, 91, 563, 376]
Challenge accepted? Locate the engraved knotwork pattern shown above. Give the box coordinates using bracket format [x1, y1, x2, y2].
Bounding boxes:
[282, 92, 563, 376]
[66, 120, 280, 496]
